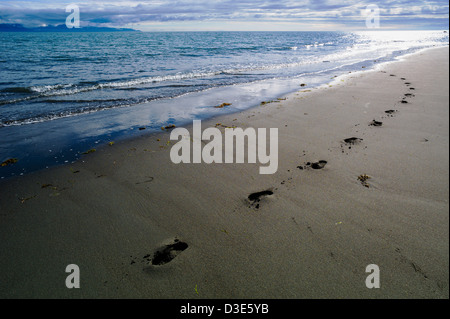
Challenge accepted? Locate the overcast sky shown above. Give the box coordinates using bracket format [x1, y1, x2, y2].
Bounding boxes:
[0, 0, 448, 31]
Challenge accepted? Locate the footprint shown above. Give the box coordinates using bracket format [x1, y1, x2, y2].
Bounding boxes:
[298, 160, 328, 170]
[404, 93, 415, 97]
[341, 138, 363, 152]
[311, 160, 328, 169]
[400, 100, 408, 104]
[343, 137, 363, 145]
[369, 120, 383, 127]
[385, 110, 397, 117]
[409, 87, 415, 90]
[248, 190, 274, 209]
[151, 239, 188, 266]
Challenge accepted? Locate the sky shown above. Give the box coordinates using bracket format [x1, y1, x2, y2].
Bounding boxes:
[0, 0, 448, 31]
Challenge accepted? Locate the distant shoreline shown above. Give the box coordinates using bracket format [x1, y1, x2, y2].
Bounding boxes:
[0, 23, 140, 32]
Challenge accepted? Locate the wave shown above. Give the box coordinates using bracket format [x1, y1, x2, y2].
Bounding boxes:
[0, 102, 136, 127]
[305, 43, 325, 49]
[0, 72, 222, 105]
[1, 87, 34, 93]
[41, 98, 130, 104]
[29, 84, 75, 93]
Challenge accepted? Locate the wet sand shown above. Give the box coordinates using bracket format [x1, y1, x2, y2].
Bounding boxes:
[0, 46, 448, 298]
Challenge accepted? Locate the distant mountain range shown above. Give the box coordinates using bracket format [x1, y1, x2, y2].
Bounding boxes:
[0, 24, 139, 32]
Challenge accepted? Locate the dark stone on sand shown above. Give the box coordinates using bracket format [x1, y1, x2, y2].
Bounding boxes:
[161, 124, 176, 130]
[215, 102, 232, 108]
[1, 158, 18, 166]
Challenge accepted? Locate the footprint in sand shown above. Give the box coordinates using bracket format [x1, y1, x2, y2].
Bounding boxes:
[369, 120, 383, 127]
[248, 190, 274, 209]
[150, 239, 189, 266]
[343, 137, 363, 145]
[385, 110, 397, 117]
[311, 160, 328, 169]
[340, 137, 363, 152]
[297, 160, 328, 170]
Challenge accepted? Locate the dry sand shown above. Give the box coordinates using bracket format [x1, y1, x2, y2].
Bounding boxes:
[0, 47, 448, 299]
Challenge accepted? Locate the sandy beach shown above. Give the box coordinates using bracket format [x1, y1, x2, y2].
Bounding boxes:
[0, 46, 448, 299]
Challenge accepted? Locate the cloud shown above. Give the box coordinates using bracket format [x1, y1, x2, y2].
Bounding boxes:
[0, 0, 448, 30]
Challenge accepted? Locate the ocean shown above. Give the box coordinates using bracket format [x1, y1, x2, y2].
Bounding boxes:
[0, 30, 448, 178]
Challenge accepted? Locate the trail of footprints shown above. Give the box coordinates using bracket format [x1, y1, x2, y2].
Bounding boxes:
[242, 72, 441, 289]
[247, 72, 417, 209]
[134, 73, 438, 291]
[134, 73, 418, 270]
